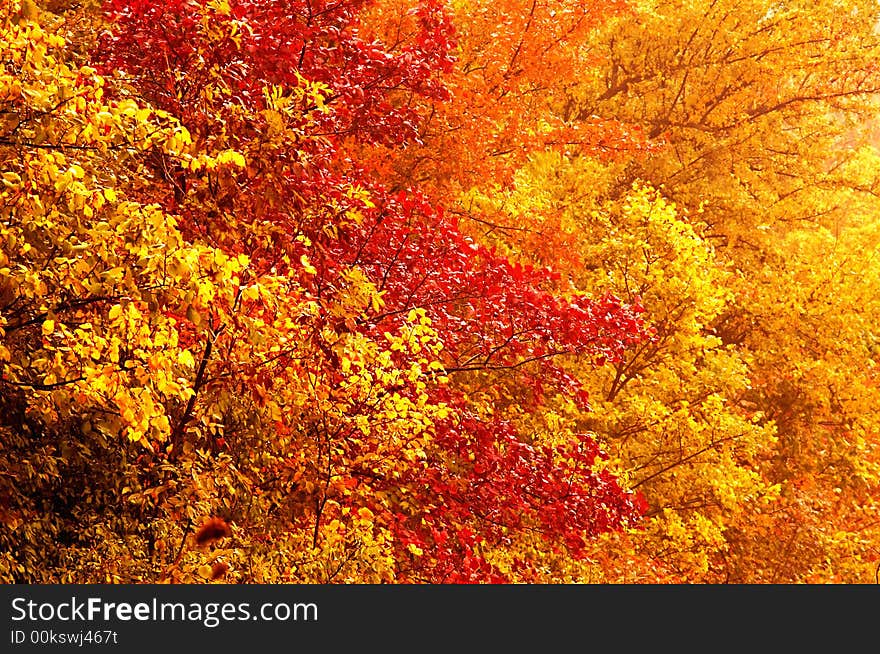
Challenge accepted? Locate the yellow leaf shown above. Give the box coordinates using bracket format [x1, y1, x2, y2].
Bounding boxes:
[300, 254, 317, 275]
[42, 319, 55, 335]
[2, 172, 22, 190]
[217, 150, 246, 167]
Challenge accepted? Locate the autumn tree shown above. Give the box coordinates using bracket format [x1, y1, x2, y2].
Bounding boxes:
[465, 0, 880, 581]
[0, 0, 645, 583]
[7, 0, 878, 585]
